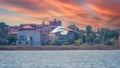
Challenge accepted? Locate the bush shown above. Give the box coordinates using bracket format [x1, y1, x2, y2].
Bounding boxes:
[75, 39, 83, 45]
[64, 38, 75, 45]
[104, 39, 117, 46]
[7, 36, 17, 45]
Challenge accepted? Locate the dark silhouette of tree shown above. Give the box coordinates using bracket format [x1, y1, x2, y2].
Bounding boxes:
[0, 22, 9, 45]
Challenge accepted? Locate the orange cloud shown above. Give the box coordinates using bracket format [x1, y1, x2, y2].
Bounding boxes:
[0, 0, 119, 30]
[89, 0, 120, 16]
[88, 0, 120, 29]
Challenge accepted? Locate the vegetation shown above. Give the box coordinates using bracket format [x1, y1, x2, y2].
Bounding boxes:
[0, 22, 120, 46]
[7, 36, 17, 45]
[75, 39, 83, 45]
[55, 25, 120, 46]
[0, 22, 9, 45]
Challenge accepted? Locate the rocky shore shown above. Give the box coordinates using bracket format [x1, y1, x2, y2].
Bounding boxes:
[0, 44, 120, 50]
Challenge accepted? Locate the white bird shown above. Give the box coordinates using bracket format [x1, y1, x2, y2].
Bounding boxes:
[51, 26, 74, 35]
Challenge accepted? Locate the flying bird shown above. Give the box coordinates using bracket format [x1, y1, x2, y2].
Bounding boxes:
[51, 26, 74, 35]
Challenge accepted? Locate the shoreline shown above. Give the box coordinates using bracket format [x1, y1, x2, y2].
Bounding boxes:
[0, 45, 120, 50]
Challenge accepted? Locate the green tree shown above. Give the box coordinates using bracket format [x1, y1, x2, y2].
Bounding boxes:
[0, 22, 9, 45]
[68, 24, 79, 31]
[75, 39, 83, 45]
[49, 37, 60, 45]
[86, 25, 92, 36]
[0, 22, 8, 29]
[104, 39, 117, 46]
[85, 25, 95, 44]
[64, 38, 75, 45]
[98, 28, 119, 45]
[7, 36, 17, 45]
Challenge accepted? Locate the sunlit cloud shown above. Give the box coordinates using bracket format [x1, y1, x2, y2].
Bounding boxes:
[0, 0, 119, 30]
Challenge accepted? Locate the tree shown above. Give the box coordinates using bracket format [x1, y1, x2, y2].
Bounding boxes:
[64, 38, 75, 45]
[98, 28, 119, 45]
[104, 39, 117, 46]
[0, 22, 8, 29]
[49, 36, 60, 45]
[86, 25, 92, 36]
[0, 22, 9, 45]
[68, 24, 79, 31]
[85, 25, 95, 44]
[75, 39, 83, 45]
[7, 36, 17, 45]
[67, 24, 81, 40]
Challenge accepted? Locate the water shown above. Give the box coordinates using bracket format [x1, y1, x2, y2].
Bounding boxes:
[0, 50, 120, 68]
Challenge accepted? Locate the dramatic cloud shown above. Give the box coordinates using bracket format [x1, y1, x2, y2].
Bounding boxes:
[0, 0, 119, 30]
[88, 0, 120, 29]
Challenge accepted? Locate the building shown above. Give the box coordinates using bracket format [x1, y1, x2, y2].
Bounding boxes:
[49, 18, 62, 26]
[20, 24, 36, 27]
[8, 26, 20, 36]
[16, 25, 41, 46]
[14, 19, 63, 45]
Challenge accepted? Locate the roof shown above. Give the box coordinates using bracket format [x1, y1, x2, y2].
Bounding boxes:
[8, 31, 18, 35]
[20, 25, 36, 31]
[22, 25, 33, 29]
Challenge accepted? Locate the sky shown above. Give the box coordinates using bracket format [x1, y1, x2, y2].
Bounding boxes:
[0, 0, 120, 30]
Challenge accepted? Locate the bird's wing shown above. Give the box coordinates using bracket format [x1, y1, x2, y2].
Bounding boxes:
[51, 26, 66, 33]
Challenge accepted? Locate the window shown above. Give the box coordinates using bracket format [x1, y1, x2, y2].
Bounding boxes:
[26, 41, 29, 44]
[19, 36, 25, 40]
[18, 41, 21, 44]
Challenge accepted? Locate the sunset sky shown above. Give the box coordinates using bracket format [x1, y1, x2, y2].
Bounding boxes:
[0, 0, 120, 30]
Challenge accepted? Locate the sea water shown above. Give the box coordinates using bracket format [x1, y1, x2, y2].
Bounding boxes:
[0, 50, 120, 68]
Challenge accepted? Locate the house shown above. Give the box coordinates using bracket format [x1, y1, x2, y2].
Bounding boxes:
[16, 25, 41, 46]
[8, 26, 20, 36]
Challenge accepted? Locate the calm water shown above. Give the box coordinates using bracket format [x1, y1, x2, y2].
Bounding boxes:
[0, 50, 120, 68]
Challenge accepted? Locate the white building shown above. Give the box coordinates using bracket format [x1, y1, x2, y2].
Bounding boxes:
[16, 25, 41, 46]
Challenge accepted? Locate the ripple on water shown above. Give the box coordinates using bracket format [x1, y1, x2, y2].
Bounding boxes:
[0, 50, 120, 68]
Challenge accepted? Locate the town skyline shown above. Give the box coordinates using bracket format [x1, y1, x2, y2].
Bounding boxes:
[0, 0, 120, 30]
[0, 18, 120, 46]
[0, 17, 120, 31]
